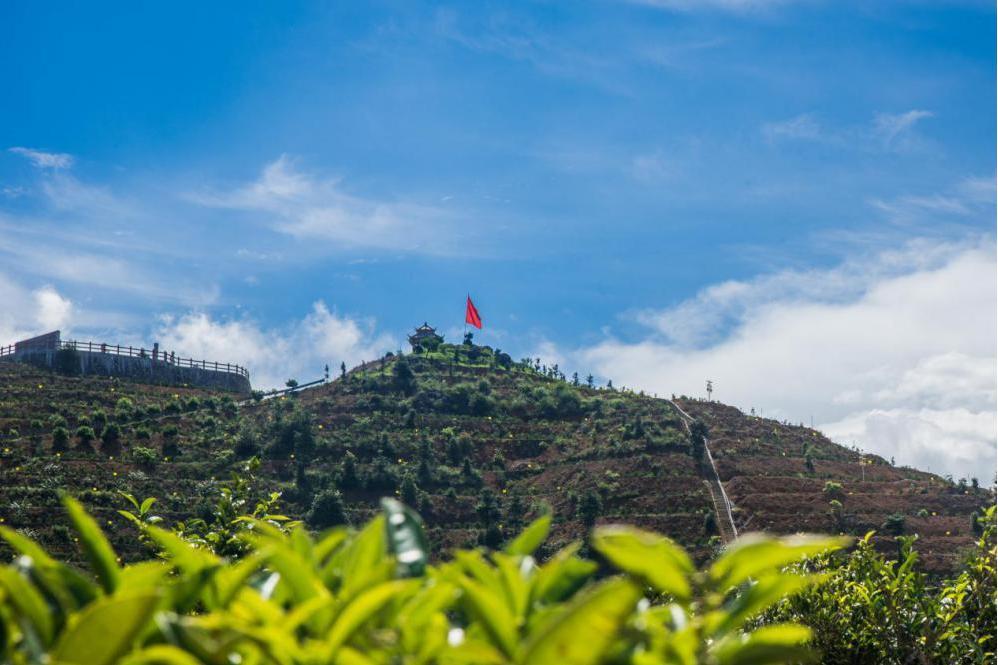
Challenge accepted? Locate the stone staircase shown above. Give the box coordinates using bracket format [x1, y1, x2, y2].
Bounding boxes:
[670, 400, 738, 544]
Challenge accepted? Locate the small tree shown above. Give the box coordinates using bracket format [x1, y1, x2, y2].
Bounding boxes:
[577, 490, 603, 527]
[883, 513, 906, 535]
[100, 422, 121, 452]
[75, 425, 95, 448]
[307, 489, 348, 528]
[393, 356, 416, 394]
[52, 426, 69, 452]
[340, 451, 360, 489]
[400, 475, 420, 507]
[91, 410, 108, 437]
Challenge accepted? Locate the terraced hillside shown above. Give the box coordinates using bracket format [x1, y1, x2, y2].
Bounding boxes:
[0, 344, 991, 573]
[676, 398, 991, 571]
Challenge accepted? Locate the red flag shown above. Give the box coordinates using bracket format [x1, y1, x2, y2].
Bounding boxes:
[465, 296, 483, 329]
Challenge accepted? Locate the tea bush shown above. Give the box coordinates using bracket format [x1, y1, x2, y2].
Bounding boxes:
[759, 507, 997, 665]
[0, 496, 848, 665]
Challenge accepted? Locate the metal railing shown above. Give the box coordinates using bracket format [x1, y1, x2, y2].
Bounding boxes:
[0, 339, 249, 379]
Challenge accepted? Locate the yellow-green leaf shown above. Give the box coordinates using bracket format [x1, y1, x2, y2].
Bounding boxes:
[0, 566, 54, 646]
[63, 496, 121, 593]
[52, 591, 161, 665]
[458, 576, 519, 658]
[520, 577, 642, 665]
[326, 580, 416, 657]
[710, 535, 848, 591]
[118, 645, 203, 665]
[592, 526, 693, 601]
[505, 514, 552, 557]
[712, 623, 816, 665]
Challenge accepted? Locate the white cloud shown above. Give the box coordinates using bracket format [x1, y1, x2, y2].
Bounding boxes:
[0, 274, 74, 343]
[9, 147, 74, 169]
[191, 155, 466, 255]
[762, 113, 822, 141]
[574, 238, 997, 480]
[34, 287, 73, 331]
[873, 109, 933, 149]
[761, 109, 934, 152]
[154, 301, 396, 389]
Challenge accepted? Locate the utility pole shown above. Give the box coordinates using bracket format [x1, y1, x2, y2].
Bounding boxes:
[706, 379, 713, 402]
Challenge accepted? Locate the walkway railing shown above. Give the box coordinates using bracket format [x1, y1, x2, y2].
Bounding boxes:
[0, 339, 249, 379]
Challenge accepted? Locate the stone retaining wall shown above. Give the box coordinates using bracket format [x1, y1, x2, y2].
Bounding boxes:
[8, 348, 251, 394]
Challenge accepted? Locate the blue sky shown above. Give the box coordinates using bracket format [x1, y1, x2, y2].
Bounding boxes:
[1, 1, 995, 478]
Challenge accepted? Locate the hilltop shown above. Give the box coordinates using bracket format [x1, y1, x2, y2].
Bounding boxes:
[0, 342, 990, 571]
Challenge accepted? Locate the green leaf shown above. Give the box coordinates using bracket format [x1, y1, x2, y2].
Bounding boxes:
[52, 591, 161, 665]
[520, 577, 642, 665]
[326, 580, 416, 657]
[118, 645, 203, 665]
[458, 576, 519, 659]
[118, 492, 140, 511]
[211, 551, 266, 609]
[494, 552, 531, 619]
[0, 565, 54, 646]
[705, 574, 815, 636]
[712, 623, 816, 665]
[118, 562, 172, 591]
[505, 514, 552, 557]
[139, 497, 157, 514]
[531, 543, 597, 604]
[63, 496, 121, 593]
[591, 525, 693, 601]
[0, 525, 98, 607]
[339, 515, 388, 597]
[259, 539, 330, 605]
[710, 535, 849, 591]
[381, 497, 430, 577]
[143, 525, 218, 574]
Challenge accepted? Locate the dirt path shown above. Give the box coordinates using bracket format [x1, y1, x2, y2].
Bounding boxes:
[669, 400, 739, 544]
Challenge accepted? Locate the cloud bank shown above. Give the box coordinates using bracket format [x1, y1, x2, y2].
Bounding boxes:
[154, 302, 397, 389]
[191, 155, 466, 255]
[576, 238, 996, 481]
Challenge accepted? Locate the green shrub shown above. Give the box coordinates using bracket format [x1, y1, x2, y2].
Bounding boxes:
[762, 508, 996, 664]
[307, 488, 349, 528]
[131, 446, 158, 467]
[115, 397, 135, 418]
[100, 422, 121, 446]
[91, 409, 108, 436]
[52, 426, 70, 451]
[0, 496, 852, 665]
[883, 512, 906, 535]
[823, 481, 843, 497]
[74, 425, 95, 446]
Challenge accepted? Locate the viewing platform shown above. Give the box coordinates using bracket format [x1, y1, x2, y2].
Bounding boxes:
[0, 331, 251, 393]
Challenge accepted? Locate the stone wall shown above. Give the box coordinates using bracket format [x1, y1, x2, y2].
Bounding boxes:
[10, 348, 251, 394]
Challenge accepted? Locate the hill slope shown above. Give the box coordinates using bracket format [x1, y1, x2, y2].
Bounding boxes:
[0, 344, 990, 571]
